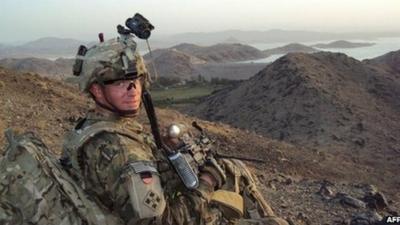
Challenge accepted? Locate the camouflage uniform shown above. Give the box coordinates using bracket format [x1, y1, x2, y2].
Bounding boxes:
[61, 109, 222, 225]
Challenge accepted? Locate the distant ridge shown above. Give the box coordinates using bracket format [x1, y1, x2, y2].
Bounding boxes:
[144, 43, 267, 80]
[263, 43, 318, 57]
[149, 43, 265, 63]
[312, 40, 375, 49]
[0, 37, 86, 59]
[168, 30, 400, 45]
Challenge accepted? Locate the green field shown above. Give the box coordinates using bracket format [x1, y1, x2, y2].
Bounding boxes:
[150, 84, 225, 107]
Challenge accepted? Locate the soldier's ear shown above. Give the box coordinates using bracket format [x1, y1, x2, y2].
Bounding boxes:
[89, 83, 104, 100]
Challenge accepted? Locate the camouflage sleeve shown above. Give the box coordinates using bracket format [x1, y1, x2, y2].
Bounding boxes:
[80, 131, 154, 222]
[0, 201, 22, 225]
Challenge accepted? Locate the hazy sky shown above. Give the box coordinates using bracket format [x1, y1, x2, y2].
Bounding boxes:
[1, 0, 399, 43]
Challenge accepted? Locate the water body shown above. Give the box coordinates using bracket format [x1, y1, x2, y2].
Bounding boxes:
[245, 37, 400, 63]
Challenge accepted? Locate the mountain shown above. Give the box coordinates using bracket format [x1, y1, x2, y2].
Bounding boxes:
[145, 44, 207, 64]
[148, 43, 265, 63]
[0, 37, 85, 59]
[188, 51, 400, 149]
[186, 52, 400, 198]
[21, 37, 83, 50]
[364, 50, 400, 74]
[312, 40, 375, 49]
[172, 43, 203, 53]
[144, 43, 267, 80]
[263, 43, 318, 57]
[146, 49, 204, 79]
[223, 36, 242, 43]
[179, 43, 265, 63]
[0, 57, 74, 78]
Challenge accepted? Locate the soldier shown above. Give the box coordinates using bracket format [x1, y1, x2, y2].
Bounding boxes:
[60, 34, 288, 225]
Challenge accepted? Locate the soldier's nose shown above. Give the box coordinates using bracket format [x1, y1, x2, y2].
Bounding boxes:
[127, 82, 136, 91]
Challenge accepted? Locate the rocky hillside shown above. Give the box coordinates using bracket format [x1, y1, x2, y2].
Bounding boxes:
[178, 43, 265, 62]
[1, 66, 399, 224]
[263, 43, 317, 57]
[146, 49, 204, 79]
[186, 52, 400, 202]
[364, 50, 400, 74]
[147, 43, 265, 63]
[187, 52, 400, 148]
[0, 57, 74, 78]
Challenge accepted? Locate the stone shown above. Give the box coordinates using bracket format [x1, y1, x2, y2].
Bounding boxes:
[363, 192, 388, 210]
[350, 211, 382, 225]
[336, 193, 366, 209]
[267, 181, 277, 190]
[317, 183, 335, 199]
[350, 217, 370, 225]
[284, 177, 293, 185]
[387, 208, 399, 216]
[363, 184, 378, 195]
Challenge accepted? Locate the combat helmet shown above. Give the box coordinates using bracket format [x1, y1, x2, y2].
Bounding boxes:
[72, 34, 149, 93]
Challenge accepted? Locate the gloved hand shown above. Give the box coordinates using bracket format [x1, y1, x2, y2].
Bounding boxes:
[194, 172, 217, 202]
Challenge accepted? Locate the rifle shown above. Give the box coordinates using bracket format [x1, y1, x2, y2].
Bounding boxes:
[142, 88, 266, 186]
[191, 121, 266, 164]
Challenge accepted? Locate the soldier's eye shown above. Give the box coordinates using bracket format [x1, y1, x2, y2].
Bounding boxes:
[110, 80, 125, 87]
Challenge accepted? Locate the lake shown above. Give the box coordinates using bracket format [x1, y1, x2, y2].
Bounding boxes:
[244, 37, 400, 63]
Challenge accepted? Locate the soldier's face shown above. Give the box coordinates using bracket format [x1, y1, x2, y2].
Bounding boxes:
[103, 79, 143, 111]
[90, 79, 142, 112]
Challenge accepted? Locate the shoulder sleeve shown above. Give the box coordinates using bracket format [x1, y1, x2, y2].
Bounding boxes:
[79, 131, 152, 211]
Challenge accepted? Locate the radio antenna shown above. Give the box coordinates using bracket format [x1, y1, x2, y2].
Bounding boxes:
[145, 39, 158, 83]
